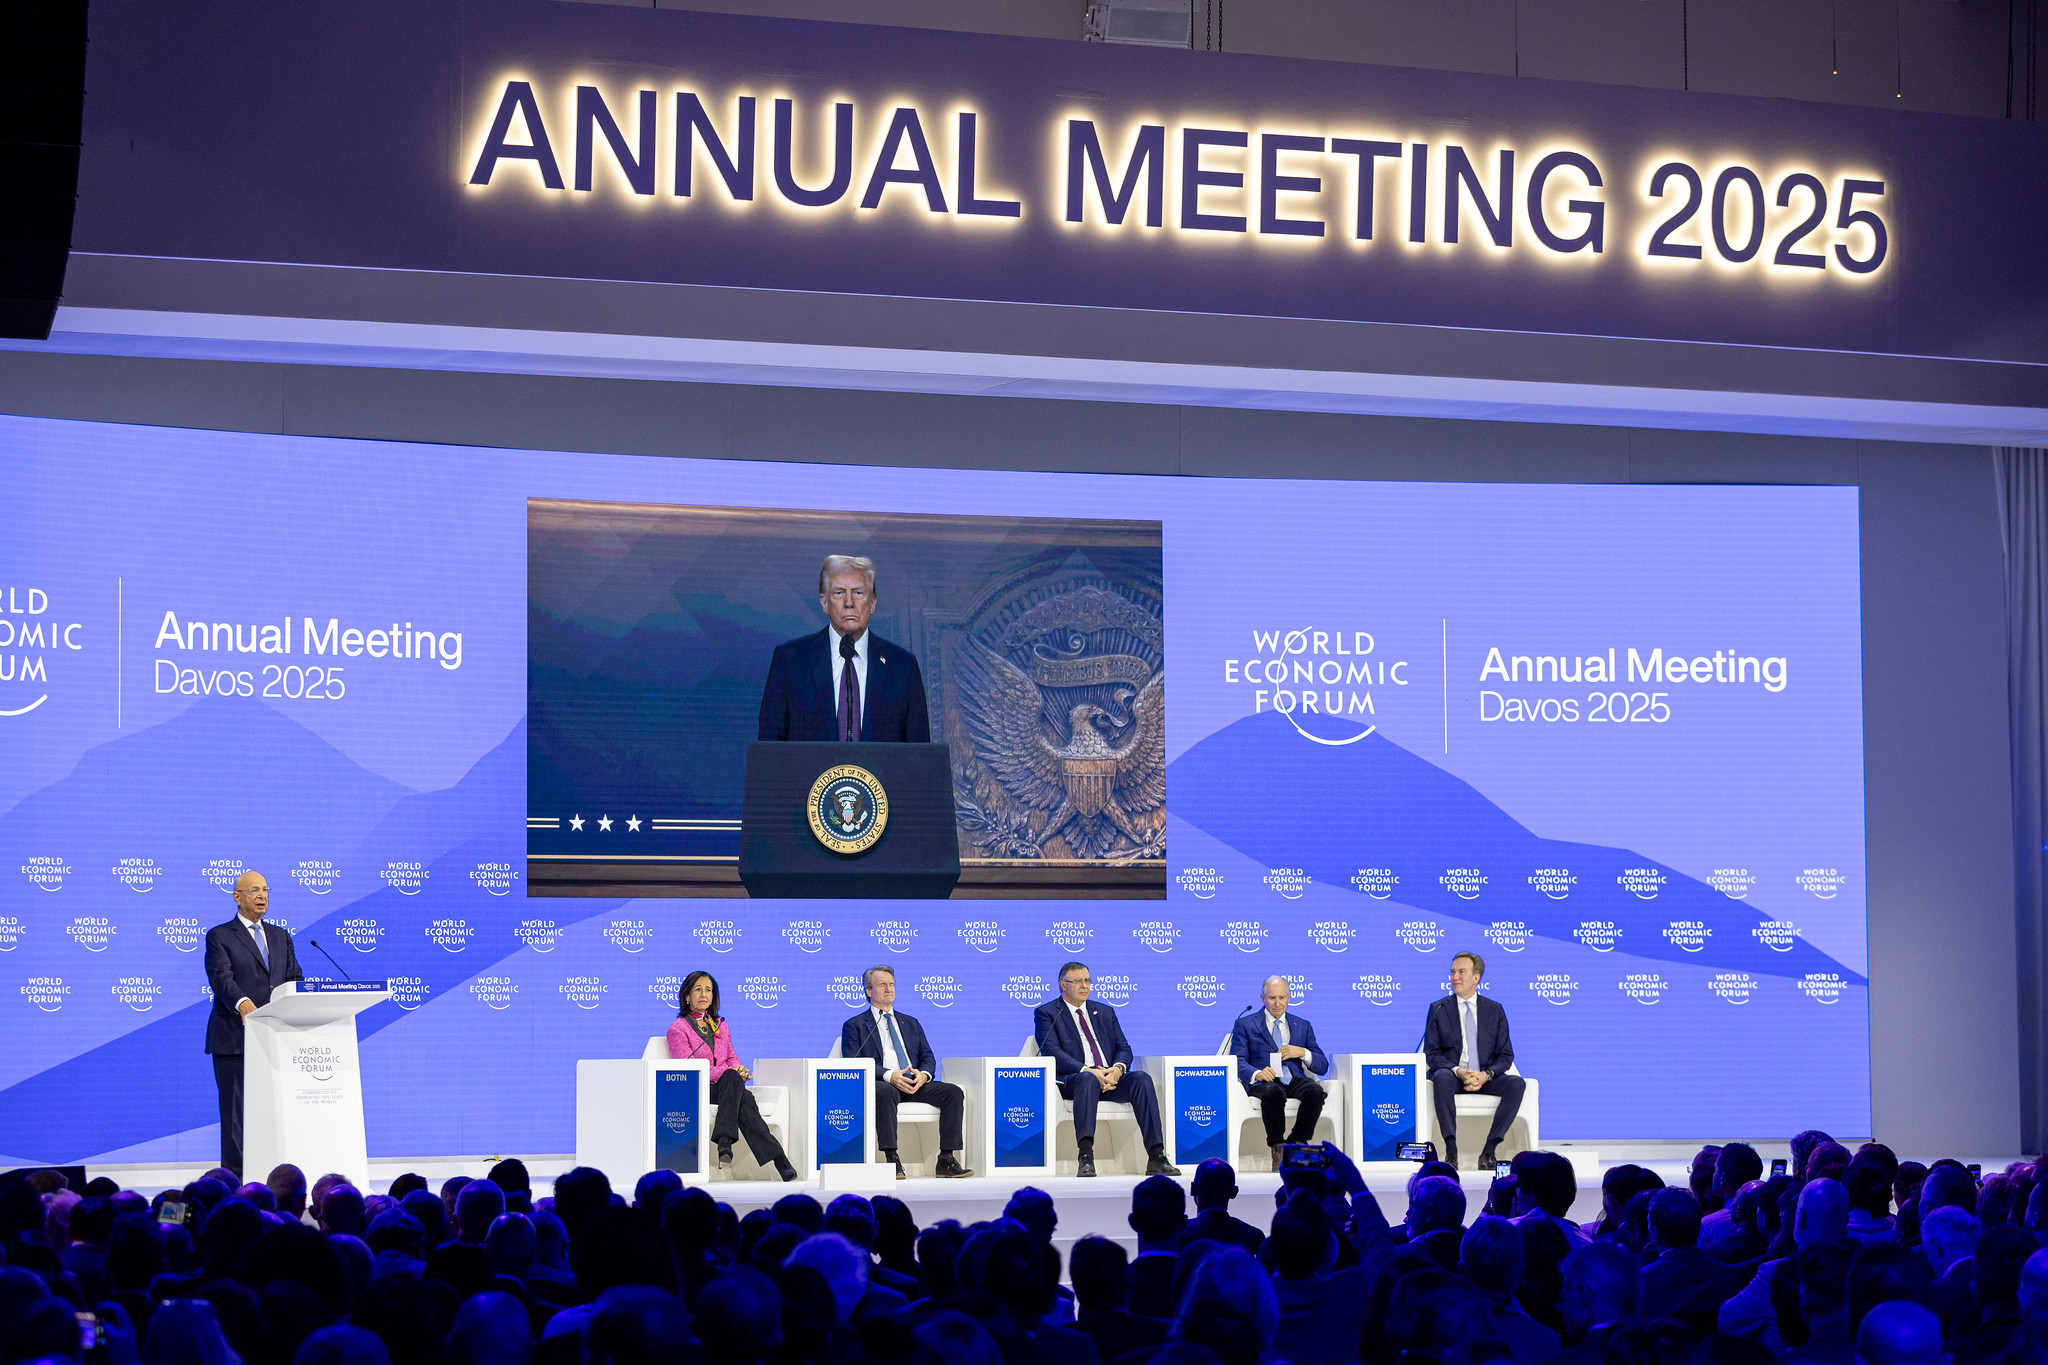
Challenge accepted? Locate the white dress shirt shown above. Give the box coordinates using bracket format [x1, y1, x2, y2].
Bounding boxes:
[235, 912, 267, 1011]
[1071, 1003, 1113, 1069]
[1456, 993, 1477, 1072]
[871, 1005, 912, 1078]
[830, 630, 869, 715]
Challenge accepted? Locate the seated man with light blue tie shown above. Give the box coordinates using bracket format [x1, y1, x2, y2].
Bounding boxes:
[1229, 975, 1330, 1167]
[838, 965, 971, 1179]
[1033, 961, 1180, 1178]
[1423, 950, 1526, 1169]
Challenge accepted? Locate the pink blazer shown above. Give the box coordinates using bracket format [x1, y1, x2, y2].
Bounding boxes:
[667, 1014, 738, 1081]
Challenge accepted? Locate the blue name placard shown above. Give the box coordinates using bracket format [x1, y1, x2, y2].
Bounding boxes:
[992, 1066, 1046, 1168]
[815, 1067, 867, 1165]
[653, 1067, 701, 1174]
[1173, 1066, 1230, 1165]
[1356, 1063, 1419, 1160]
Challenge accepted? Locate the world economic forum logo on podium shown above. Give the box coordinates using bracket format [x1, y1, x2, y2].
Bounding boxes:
[824, 1106, 855, 1134]
[808, 766, 889, 854]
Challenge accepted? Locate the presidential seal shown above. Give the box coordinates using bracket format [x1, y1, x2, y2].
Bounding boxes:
[808, 765, 889, 855]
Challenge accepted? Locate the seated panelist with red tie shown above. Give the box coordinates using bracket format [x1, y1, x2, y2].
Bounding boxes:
[837, 965, 972, 1180]
[757, 553, 931, 744]
[1032, 961, 1181, 1178]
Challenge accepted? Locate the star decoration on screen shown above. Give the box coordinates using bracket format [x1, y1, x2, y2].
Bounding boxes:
[569, 814, 584, 831]
[626, 816, 641, 832]
[597, 815, 613, 831]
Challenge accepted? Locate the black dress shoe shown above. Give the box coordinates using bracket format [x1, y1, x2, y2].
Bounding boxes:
[774, 1158, 799, 1182]
[716, 1142, 734, 1166]
[1146, 1153, 1182, 1177]
[1479, 1146, 1500, 1170]
[1443, 1146, 1459, 1170]
[883, 1149, 905, 1179]
[1076, 1150, 1097, 1177]
[935, 1154, 972, 1178]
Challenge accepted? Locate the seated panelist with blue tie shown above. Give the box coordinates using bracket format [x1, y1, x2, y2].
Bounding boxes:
[203, 870, 303, 1176]
[838, 965, 972, 1180]
[1423, 950, 1527, 1170]
[1033, 961, 1181, 1178]
[1229, 975, 1330, 1166]
[758, 554, 931, 744]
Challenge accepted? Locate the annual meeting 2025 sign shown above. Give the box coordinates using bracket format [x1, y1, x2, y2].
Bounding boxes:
[73, 0, 2048, 367]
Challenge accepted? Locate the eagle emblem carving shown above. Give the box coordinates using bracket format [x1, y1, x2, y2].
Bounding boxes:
[956, 636, 1166, 860]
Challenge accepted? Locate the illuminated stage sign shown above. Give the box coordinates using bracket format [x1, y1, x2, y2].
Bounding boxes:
[468, 81, 1891, 279]
[73, 0, 2048, 363]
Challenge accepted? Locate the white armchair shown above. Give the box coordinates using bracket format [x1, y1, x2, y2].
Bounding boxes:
[1444, 1064, 1539, 1160]
[1021, 1035, 1145, 1175]
[827, 1036, 952, 1175]
[643, 1035, 790, 1180]
[1214, 1034, 1345, 1171]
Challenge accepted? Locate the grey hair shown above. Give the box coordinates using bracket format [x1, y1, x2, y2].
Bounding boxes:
[1261, 976, 1289, 994]
[862, 964, 896, 990]
[818, 555, 877, 598]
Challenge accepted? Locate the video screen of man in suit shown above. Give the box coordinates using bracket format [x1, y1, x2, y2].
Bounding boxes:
[1424, 950, 1526, 1170]
[1229, 975, 1330, 1165]
[838, 965, 971, 1179]
[202, 870, 303, 1175]
[759, 554, 931, 744]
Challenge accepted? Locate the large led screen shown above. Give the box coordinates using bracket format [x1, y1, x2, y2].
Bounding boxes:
[0, 414, 1867, 1163]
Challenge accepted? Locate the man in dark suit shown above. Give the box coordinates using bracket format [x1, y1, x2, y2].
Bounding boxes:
[838, 964, 971, 1179]
[1033, 961, 1180, 1177]
[203, 870, 303, 1175]
[1230, 975, 1331, 1167]
[1423, 950, 1525, 1169]
[758, 554, 931, 744]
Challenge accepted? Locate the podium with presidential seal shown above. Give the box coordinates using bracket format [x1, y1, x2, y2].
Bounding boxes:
[737, 741, 961, 898]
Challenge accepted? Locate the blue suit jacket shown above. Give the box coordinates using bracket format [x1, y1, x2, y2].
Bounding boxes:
[840, 1008, 938, 1077]
[203, 917, 303, 1055]
[757, 627, 931, 743]
[1033, 997, 1135, 1080]
[1229, 1009, 1330, 1090]
[1423, 992, 1515, 1077]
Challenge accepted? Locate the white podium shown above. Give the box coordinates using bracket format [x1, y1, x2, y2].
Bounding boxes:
[243, 980, 389, 1183]
[1333, 1052, 1431, 1173]
[752, 1057, 877, 1179]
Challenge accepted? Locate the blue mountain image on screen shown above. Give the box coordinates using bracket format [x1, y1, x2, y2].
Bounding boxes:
[1166, 712, 1863, 983]
[0, 705, 534, 1164]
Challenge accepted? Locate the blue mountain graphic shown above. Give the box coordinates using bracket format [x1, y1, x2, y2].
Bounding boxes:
[1166, 712, 1864, 984]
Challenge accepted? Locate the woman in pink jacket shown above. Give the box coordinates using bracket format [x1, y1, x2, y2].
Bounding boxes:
[667, 970, 797, 1181]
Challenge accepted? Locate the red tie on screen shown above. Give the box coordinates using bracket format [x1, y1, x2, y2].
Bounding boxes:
[1077, 1007, 1106, 1068]
[838, 636, 860, 742]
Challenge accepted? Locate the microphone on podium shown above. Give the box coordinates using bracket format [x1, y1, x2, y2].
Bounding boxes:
[308, 938, 354, 983]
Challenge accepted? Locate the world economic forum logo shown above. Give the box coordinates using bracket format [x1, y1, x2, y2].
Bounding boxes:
[1223, 629, 1409, 744]
[0, 585, 84, 719]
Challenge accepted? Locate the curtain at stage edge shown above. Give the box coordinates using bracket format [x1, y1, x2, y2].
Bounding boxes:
[1996, 446, 2048, 1154]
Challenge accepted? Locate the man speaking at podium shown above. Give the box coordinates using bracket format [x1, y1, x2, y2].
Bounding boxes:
[203, 870, 302, 1176]
[759, 554, 930, 744]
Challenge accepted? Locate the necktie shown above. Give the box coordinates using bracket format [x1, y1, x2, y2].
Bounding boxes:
[838, 635, 860, 742]
[251, 920, 270, 971]
[1271, 1013, 1291, 1078]
[1462, 999, 1475, 1072]
[882, 1011, 911, 1075]
[1076, 1007, 1106, 1068]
